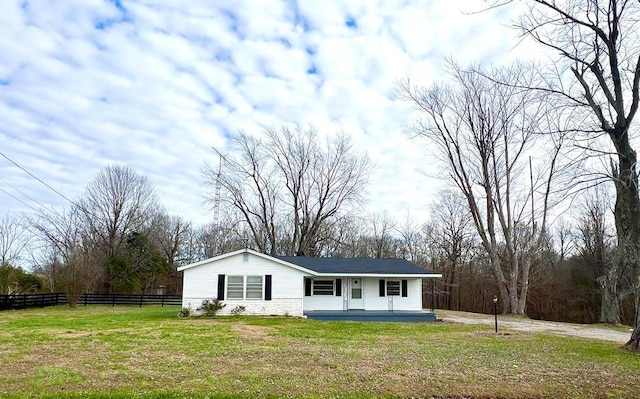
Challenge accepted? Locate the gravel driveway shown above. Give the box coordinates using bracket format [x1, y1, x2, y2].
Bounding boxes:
[436, 309, 632, 344]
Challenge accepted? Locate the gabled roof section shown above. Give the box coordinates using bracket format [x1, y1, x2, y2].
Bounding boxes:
[177, 248, 311, 274]
[177, 249, 441, 278]
[276, 256, 439, 277]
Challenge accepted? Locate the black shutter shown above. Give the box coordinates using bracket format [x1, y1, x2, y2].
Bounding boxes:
[304, 278, 312, 296]
[401, 279, 408, 297]
[379, 279, 385, 297]
[217, 274, 225, 300]
[265, 275, 272, 301]
[335, 278, 342, 296]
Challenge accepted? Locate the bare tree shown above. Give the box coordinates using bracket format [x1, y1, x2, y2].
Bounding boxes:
[368, 212, 398, 258]
[0, 213, 29, 267]
[29, 247, 59, 293]
[147, 212, 191, 293]
[553, 218, 575, 265]
[78, 165, 158, 292]
[396, 213, 428, 264]
[149, 212, 190, 268]
[316, 215, 365, 257]
[208, 133, 279, 254]
[30, 207, 100, 307]
[398, 62, 566, 314]
[584, 193, 616, 322]
[574, 188, 635, 323]
[80, 165, 158, 259]
[506, 0, 640, 350]
[428, 190, 475, 310]
[205, 126, 373, 256]
[179, 217, 248, 264]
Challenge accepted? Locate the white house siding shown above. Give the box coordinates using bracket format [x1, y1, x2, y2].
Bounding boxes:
[361, 277, 423, 311]
[181, 252, 309, 316]
[302, 277, 423, 312]
[303, 283, 345, 311]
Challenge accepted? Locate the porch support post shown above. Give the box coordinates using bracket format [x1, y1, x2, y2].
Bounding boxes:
[343, 278, 348, 312]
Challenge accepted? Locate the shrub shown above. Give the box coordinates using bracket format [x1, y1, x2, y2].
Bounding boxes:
[198, 299, 225, 317]
[230, 305, 246, 316]
[178, 307, 191, 318]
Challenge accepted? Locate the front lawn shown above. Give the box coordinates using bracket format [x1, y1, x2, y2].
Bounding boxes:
[0, 305, 638, 398]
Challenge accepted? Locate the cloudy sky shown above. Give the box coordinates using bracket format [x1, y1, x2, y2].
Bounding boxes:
[0, 0, 530, 226]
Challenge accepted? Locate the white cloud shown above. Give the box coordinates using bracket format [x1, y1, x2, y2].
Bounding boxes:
[0, 0, 538, 226]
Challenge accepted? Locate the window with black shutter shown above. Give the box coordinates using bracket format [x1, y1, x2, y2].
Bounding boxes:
[304, 278, 312, 296]
[312, 280, 334, 295]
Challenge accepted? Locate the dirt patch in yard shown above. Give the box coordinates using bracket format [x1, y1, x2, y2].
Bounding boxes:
[231, 323, 274, 343]
[436, 309, 632, 344]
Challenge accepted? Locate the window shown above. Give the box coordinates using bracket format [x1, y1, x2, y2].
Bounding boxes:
[380, 279, 408, 297]
[386, 280, 400, 296]
[226, 275, 264, 300]
[312, 280, 334, 295]
[227, 276, 244, 299]
[305, 279, 342, 296]
[305, 278, 312, 296]
[246, 275, 263, 299]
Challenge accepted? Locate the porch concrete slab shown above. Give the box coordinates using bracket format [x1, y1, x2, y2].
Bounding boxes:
[304, 310, 437, 322]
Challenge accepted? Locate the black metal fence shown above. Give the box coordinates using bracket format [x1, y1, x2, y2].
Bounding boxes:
[0, 293, 182, 311]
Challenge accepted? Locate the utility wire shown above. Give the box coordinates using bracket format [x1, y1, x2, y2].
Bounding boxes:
[0, 150, 106, 221]
[0, 177, 49, 209]
[0, 150, 78, 206]
[0, 186, 42, 213]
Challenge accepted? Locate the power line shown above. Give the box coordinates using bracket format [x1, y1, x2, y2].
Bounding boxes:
[0, 150, 78, 206]
[0, 177, 49, 209]
[0, 186, 42, 213]
[0, 150, 143, 222]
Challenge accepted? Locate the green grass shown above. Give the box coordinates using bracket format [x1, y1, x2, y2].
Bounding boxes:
[0, 306, 638, 398]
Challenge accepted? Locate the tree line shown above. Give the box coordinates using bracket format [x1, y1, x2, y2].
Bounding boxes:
[399, 0, 640, 350]
[0, 156, 634, 327]
[1, 0, 639, 351]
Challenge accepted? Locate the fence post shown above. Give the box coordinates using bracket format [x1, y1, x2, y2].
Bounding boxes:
[161, 295, 165, 307]
[139, 295, 143, 308]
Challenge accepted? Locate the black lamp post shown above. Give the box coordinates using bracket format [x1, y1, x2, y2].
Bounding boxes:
[493, 295, 498, 333]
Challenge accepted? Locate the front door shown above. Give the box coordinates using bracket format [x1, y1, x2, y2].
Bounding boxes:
[349, 278, 364, 309]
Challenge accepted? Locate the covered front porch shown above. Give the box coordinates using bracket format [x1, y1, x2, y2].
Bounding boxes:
[304, 309, 437, 322]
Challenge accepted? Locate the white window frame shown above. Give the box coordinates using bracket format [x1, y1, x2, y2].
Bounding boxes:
[226, 275, 263, 300]
[312, 279, 335, 296]
[246, 275, 263, 300]
[227, 275, 244, 299]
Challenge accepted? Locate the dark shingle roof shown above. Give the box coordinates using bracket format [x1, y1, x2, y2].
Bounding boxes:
[276, 256, 433, 275]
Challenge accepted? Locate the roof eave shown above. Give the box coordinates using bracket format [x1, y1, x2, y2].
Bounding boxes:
[177, 248, 318, 275]
[313, 273, 442, 278]
[177, 250, 441, 279]
[177, 248, 249, 272]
